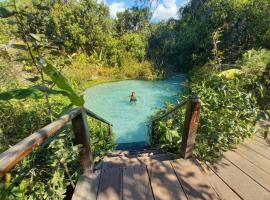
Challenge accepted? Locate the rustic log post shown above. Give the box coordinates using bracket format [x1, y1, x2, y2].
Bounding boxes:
[180, 96, 201, 159]
[72, 109, 93, 173]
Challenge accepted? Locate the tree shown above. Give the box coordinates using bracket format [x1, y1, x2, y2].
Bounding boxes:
[116, 6, 152, 35]
[50, 0, 113, 54]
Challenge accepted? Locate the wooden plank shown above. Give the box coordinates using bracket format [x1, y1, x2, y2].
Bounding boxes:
[224, 150, 270, 191]
[242, 140, 270, 160]
[102, 156, 143, 169]
[0, 108, 82, 177]
[149, 160, 187, 200]
[252, 139, 270, 150]
[171, 158, 219, 200]
[254, 135, 270, 147]
[97, 167, 122, 200]
[198, 161, 241, 200]
[138, 153, 175, 166]
[236, 145, 270, 174]
[123, 165, 154, 200]
[209, 158, 270, 200]
[72, 171, 101, 200]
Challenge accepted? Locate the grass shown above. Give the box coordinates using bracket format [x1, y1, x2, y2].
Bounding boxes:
[82, 78, 130, 90]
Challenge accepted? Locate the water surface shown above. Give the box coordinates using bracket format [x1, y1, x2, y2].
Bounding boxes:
[84, 75, 186, 147]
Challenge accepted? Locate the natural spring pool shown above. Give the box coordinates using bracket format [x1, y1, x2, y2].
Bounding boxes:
[84, 75, 186, 149]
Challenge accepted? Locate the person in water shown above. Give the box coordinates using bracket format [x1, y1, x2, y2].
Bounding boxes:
[130, 91, 137, 102]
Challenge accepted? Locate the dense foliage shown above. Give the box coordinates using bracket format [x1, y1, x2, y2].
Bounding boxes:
[149, 0, 270, 71]
[151, 49, 269, 161]
[0, 0, 269, 198]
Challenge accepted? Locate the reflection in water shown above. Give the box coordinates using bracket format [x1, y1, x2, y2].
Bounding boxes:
[84, 75, 186, 148]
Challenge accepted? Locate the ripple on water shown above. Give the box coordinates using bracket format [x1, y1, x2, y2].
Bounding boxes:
[84, 75, 186, 148]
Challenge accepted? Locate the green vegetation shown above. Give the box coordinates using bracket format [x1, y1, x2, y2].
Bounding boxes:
[149, 0, 270, 160]
[149, 0, 270, 71]
[0, 0, 269, 199]
[151, 49, 270, 161]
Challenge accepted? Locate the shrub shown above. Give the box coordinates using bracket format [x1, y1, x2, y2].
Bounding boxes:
[151, 67, 259, 161]
[0, 93, 114, 199]
[190, 75, 258, 161]
[239, 49, 270, 77]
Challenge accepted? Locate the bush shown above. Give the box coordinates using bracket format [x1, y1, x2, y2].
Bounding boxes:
[0, 93, 114, 199]
[122, 60, 156, 80]
[150, 102, 186, 152]
[239, 49, 270, 77]
[238, 49, 270, 110]
[151, 65, 259, 161]
[190, 75, 258, 161]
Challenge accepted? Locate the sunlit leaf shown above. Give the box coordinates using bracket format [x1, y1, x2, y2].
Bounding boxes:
[39, 59, 84, 106]
[29, 33, 41, 42]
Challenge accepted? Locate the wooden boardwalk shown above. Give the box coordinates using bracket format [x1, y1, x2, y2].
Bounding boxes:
[72, 135, 270, 200]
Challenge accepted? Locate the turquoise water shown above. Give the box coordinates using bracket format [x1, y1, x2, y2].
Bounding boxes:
[84, 75, 186, 147]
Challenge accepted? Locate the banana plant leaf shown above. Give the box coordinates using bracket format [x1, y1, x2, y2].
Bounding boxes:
[39, 59, 85, 106]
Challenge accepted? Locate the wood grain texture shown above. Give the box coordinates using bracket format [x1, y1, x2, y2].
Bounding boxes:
[72, 111, 93, 173]
[97, 167, 123, 200]
[224, 150, 270, 191]
[138, 153, 174, 166]
[252, 139, 270, 150]
[242, 140, 270, 160]
[209, 158, 270, 200]
[72, 171, 101, 200]
[0, 108, 82, 177]
[102, 156, 143, 169]
[123, 165, 154, 200]
[149, 160, 187, 200]
[253, 135, 270, 148]
[198, 161, 241, 200]
[180, 96, 201, 158]
[171, 158, 219, 200]
[236, 144, 270, 174]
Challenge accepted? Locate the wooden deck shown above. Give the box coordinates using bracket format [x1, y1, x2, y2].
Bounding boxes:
[72, 135, 270, 200]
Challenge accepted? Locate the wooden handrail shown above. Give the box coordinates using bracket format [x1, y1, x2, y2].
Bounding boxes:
[151, 99, 188, 123]
[0, 108, 82, 177]
[84, 108, 113, 137]
[0, 107, 113, 177]
[150, 96, 201, 159]
[85, 108, 112, 126]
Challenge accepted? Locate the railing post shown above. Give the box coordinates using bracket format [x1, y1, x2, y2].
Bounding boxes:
[72, 109, 93, 173]
[180, 96, 201, 159]
[108, 124, 113, 139]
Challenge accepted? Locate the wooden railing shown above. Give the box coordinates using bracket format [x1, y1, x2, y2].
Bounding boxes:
[150, 96, 201, 158]
[0, 108, 113, 177]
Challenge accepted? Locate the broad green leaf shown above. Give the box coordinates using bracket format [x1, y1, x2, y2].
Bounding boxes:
[39, 59, 84, 106]
[218, 69, 242, 80]
[0, 7, 15, 18]
[29, 33, 41, 42]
